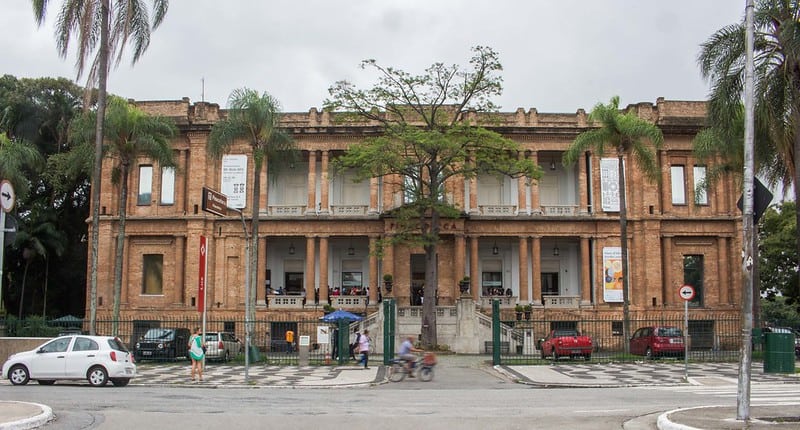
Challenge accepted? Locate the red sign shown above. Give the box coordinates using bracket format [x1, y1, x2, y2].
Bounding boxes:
[679, 284, 696, 301]
[198, 235, 207, 312]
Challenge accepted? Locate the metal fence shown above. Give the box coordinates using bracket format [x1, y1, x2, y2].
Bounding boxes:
[2, 315, 366, 366]
[494, 314, 746, 364]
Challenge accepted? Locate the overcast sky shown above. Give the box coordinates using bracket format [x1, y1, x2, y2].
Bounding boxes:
[2, 1, 745, 113]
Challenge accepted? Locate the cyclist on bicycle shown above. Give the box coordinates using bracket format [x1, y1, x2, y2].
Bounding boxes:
[398, 336, 423, 375]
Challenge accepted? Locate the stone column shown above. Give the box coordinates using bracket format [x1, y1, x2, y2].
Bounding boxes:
[306, 150, 317, 214]
[718, 236, 729, 305]
[662, 236, 673, 306]
[469, 236, 480, 301]
[369, 177, 379, 214]
[320, 150, 330, 214]
[468, 154, 479, 214]
[305, 236, 316, 303]
[369, 236, 378, 303]
[581, 236, 591, 305]
[319, 236, 329, 303]
[531, 236, 542, 305]
[454, 234, 466, 295]
[530, 151, 541, 214]
[258, 236, 267, 303]
[517, 152, 528, 215]
[174, 235, 185, 305]
[578, 153, 589, 214]
[518, 236, 529, 302]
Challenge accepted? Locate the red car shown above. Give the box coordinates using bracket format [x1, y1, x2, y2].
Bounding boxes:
[630, 326, 685, 359]
[538, 329, 593, 360]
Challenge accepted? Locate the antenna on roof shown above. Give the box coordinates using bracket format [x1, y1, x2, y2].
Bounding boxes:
[201, 77, 205, 102]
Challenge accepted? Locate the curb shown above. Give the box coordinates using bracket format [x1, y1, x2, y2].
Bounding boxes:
[0, 402, 53, 430]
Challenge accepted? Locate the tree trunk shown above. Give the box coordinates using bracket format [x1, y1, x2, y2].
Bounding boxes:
[88, 0, 111, 336]
[249, 157, 262, 329]
[112, 164, 129, 335]
[794, 113, 800, 303]
[18, 260, 30, 320]
[42, 258, 49, 317]
[617, 150, 631, 353]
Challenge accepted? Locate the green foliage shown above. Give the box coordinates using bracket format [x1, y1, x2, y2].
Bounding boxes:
[2, 315, 60, 337]
[761, 296, 800, 328]
[759, 201, 799, 308]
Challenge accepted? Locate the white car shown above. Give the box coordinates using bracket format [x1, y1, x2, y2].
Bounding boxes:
[204, 332, 241, 362]
[2, 335, 136, 387]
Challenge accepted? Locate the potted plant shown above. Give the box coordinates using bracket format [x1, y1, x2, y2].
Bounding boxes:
[459, 276, 471, 294]
[523, 303, 533, 320]
[383, 274, 393, 293]
[322, 304, 335, 314]
[514, 304, 524, 321]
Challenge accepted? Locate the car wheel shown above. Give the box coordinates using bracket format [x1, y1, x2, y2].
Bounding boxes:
[645, 347, 654, 360]
[8, 365, 30, 386]
[37, 380, 56, 385]
[111, 378, 131, 387]
[551, 349, 558, 361]
[87, 366, 109, 387]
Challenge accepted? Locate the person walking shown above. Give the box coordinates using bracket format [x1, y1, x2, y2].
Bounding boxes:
[357, 329, 371, 369]
[188, 327, 205, 382]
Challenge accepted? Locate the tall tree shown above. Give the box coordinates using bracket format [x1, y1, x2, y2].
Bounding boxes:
[208, 88, 296, 328]
[70, 96, 176, 333]
[0, 134, 44, 202]
[563, 96, 663, 350]
[326, 46, 540, 348]
[32, 0, 169, 333]
[698, 0, 800, 302]
[11, 207, 67, 318]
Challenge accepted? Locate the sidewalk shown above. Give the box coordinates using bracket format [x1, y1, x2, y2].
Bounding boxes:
[0, 401, 52, 430]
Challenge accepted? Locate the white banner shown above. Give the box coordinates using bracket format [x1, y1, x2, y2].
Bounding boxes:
[602, 246, 623, 303]
[600, 158, 620, 212]
[221, 154, 247, 209]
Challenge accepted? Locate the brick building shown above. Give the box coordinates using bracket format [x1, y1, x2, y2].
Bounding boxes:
[89, 97, 741, 345]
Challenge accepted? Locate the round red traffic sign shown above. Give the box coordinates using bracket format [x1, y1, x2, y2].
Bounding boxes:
[679, 284, 695, 301]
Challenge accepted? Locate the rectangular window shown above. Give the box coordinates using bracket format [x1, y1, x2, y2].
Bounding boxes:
[670, 165, 686, 205]
[138, 165, 153, 205]
[693, 166, 708, 205]
[142, 254, 163, 295]
[541, 272, 559, 296]
[160, 166, 175, 205]
[683, 255, 704, 307]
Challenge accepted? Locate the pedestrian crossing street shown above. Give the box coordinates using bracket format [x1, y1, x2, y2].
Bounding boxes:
[640, 383, 800, 405]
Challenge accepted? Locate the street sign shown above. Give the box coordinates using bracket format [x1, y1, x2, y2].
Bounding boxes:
[202, 187, 227, 217]
[679, 284, 696, 301]
[0, 180, 15, 213]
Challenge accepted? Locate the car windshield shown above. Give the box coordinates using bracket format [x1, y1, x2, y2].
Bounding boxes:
[144, 329, 174, 340]
[656, 327, 682, 337]
[204, 333, 218, 341]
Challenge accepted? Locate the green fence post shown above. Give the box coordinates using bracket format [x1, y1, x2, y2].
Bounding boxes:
[338, 319, 349, 365]
[383, 298, 395, 365]
[492, 299, 500, 365]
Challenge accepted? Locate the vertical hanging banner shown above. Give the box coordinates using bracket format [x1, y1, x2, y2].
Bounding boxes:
[221, 154, 247, 209]
[600, 158, 620, 212]
[198, 235, 207, 312]
[602, 246, 623, 303]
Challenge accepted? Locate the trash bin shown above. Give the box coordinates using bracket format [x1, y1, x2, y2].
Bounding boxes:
[248, 345, 261, 363]
[763, 331, 795, 373]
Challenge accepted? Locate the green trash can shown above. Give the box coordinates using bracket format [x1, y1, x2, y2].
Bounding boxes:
[248, 345, 261, 363]
[763, 331, 795, 373]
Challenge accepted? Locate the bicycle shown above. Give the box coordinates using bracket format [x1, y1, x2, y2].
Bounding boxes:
[387, 352, 436, 382]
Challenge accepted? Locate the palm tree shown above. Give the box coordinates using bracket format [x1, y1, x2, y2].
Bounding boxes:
[0, 134, 44, 201]
[72, 96, 176, 334]
[207, 88, 296, 326]
[563, 96, 663, 348]
[12, 208, 67, 319]
[698, 0, 800, 302]
[32, 0, 169, 334]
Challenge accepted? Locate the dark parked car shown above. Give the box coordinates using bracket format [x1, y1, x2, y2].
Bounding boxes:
[630, 326, 685, 359]
[134, 328, 191, 361]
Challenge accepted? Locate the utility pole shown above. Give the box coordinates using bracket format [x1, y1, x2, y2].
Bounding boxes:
[736, 0, 755, 421]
